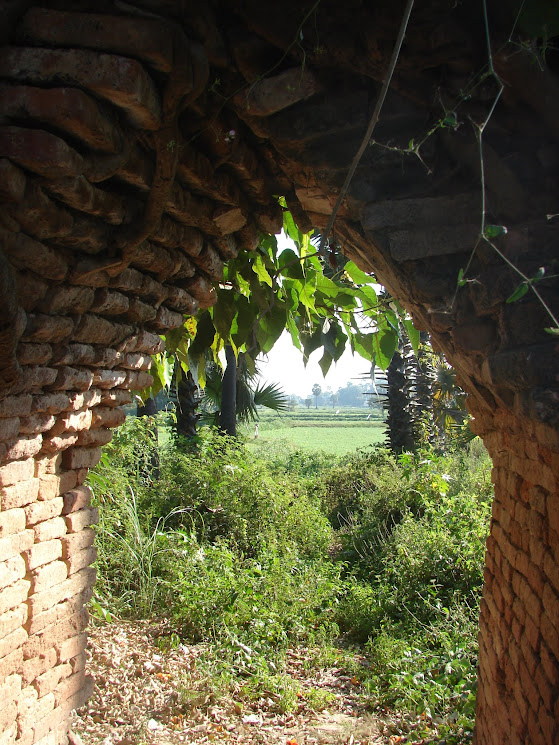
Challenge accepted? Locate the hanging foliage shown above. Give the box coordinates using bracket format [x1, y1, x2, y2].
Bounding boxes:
[145, 208, 415, 401]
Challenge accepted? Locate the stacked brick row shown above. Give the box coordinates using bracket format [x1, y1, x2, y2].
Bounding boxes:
[0, 5, 303, 743]
[468, 403, 559, 745]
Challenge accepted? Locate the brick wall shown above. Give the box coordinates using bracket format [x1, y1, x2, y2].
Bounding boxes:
[470, 405, 559, 744]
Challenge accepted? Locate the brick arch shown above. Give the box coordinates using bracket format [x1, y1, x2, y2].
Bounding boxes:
[0, 2, 557, 743]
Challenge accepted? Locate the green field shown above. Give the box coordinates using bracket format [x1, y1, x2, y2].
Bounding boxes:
[244, 407, 386, 455]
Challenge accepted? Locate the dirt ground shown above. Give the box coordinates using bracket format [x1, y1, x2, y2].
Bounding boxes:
[71, 618, 391, 745]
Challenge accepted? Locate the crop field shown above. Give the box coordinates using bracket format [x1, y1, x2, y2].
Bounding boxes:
[245, 407, 386, 455]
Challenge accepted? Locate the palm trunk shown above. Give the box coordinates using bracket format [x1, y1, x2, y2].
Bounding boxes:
[136, 396, 160, 480]
[175, 371, 200, 438]
[220, 344, 237, 436]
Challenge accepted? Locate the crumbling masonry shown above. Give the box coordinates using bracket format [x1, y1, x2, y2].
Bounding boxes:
[0, 2, 558, 743]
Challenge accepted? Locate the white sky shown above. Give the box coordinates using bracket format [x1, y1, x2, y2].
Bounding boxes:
[255, 232, 373, 398]
[258, 332, 372, 398]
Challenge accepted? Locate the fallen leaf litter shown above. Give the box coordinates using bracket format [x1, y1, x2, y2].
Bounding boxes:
[71, 618, 387, 745]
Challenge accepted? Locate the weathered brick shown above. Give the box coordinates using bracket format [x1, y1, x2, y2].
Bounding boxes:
[24, 609, 86, 662]
[3, 434, 43, 462]
[17, 690, 54, 735]
[27, 567, 95, 617]
[75, 427, 113, 448]
[24, 540, 63, 574]
[73, 314, 133, 346]
[29, 561, 68, 595]
[56, 632, 87, 665]
[34, 455, 62, 479]
[37, 471, 78, 501]
[0, 459, 34, 487]
[122, 370, 153, 391]
[0, 479, 39, 510]
[0, 125, 83, 179]
[65, 390, 102, 412]
[0, 510, 26, 538]
[0, 556, 26, 591]
[19, 7, 178, 73]
[38, 286, 94, 316]
[64, 508, 99, 534]
[0, 155, 25, 202]
[0, 46, 161, 129]
[91, 369, 127, 389]
[61, 447, 101, 471]
[0, 580, 30, 616]
[31, 394, 71, 416]
[0, 607, 27, 641]
[41, 433, 79, 454]
[53, 669, 85, 707]
[47, 367, 93, 393]
[0, 396, 32, 419]
[0, 532, 34, 564]
[25, 498, 64, 527]
[49, 410, 93, 438]
[0, 702, 17, 737]
[26, 593, 85, 638]
[33, 663, 71, 699]
[23, 314, 74, 345]
[0, 648, 23, 682]
[19, 414, 56, 436]
[0, 674, 21, 711]
[90, 406, 126, 428]
[0, 419, 20, 444]
[61, 487, 91, 516]
[21, 647, 57, 686]
[33, 518, 66, 543]
[60, 529, 95, 559]
[0, 627, 27, 661]
[65, 546, 97, 576]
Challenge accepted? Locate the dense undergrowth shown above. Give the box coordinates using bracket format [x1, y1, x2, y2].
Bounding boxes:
[88, 414, 492, 743]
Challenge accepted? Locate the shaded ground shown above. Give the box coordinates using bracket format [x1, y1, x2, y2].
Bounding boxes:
[71, 619, 389, 745]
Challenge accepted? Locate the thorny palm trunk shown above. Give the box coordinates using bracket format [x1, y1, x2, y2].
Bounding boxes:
[384, 341, 415, 454]
[220, 344, 237, 437]
[175, 371, 200, 438]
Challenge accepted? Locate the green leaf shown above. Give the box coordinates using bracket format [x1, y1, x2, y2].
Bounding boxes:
[403, 318, 420, 354]
[441, 111, 458, 128]
[252, 254, 273, 287]
[344, 260, 371, 285]
[278, 249, 304, 279]
[484, 224, 508, 239]
[351, 331, 374, 360]
[544, 327, 559, 335]
[318, 350, 333, 377]
[283, 210, 300, 244]
[315, 274, 339, 298]
[322, 322, 347, 362]
[189, 311, 216, 358]
[257, 304, 287, 353]
[506, 282, 529, 303]
[373, 328, 398, 370]
[457, 268, 467, 288]
[212, 289, 236, 341]
[286, 314, 302, 351]
[302, 326, 323, 362]
[357, 285, 377, 310]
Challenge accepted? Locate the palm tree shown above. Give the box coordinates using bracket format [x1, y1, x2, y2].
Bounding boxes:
[199, 349, 289, 435]
[312, 383, 322, 409]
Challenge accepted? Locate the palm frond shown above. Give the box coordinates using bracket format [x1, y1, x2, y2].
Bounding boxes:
[253, 382, 290, 414]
